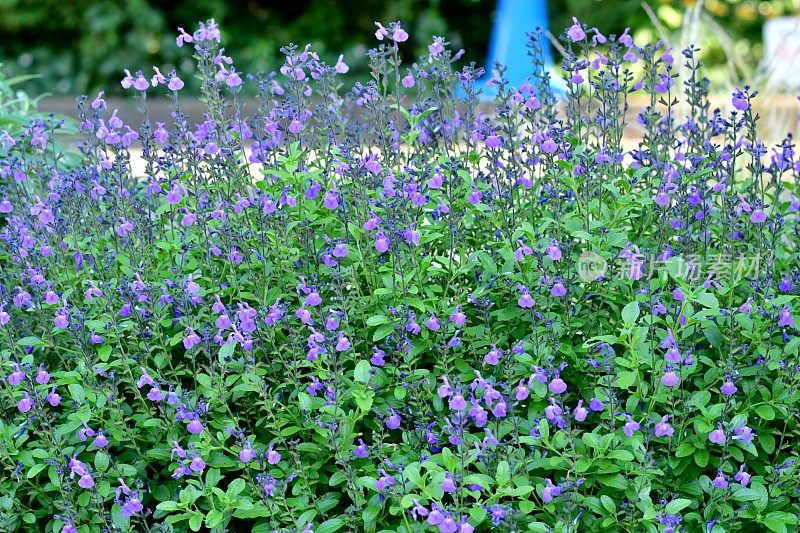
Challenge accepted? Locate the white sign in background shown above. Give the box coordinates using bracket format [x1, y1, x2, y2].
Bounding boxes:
[763, 17, 800, 88]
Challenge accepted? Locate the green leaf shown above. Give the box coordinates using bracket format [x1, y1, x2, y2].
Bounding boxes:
[622, 302, 640, 325]
[582, 432, 602, 450]
[763, 511, 798, 533]
[665, 498, 691, 514]
[694, 448, 709, 467]
[156, 501, 179, 512]
[607, 450, 634, 462]
[206, 468, 222, 488]
[196, 374, 212, 389]
[703, 322, 724, 347]
[495, 460, 510, 486]
[27, 464, 47, 479]
[353, 387, 374, 412]
[366, 315, 390, 326]
[94, 452, 110, 472]
[68, 383, 85, 403]
[694, 292, 719, 309]
[755, 404, 775, 421]
[372, 323, 393, 342]
[615, 371, 637, 388]
[16, 336, 44, 346]
[227, 478, 246, 497]
[206, 510, 224, 528]
[600, 495, 616, 514]
[189, 512, 203, 531]
[219, 341, 236, 362]
[354, 360, 372, 383]
[316, 518, 345, 533]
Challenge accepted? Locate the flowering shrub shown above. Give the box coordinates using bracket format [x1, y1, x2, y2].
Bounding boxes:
[2, 17, 800, 533]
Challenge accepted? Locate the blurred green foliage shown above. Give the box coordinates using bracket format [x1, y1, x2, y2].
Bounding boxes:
[1, 0, 797, 95]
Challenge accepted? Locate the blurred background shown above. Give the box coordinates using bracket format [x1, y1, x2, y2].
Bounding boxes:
[2, 0, 800, 98]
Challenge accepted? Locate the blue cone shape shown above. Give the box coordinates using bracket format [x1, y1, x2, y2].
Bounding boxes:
[469, 0, 564, 98]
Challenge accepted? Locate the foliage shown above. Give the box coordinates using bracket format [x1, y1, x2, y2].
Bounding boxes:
[2, 1, 797, 95]
[0, 65, 78, 173]
[1, 16, 800, 533]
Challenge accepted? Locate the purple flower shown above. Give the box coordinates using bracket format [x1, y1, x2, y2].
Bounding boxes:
[654, 415, 674, 437]
[374, 469, 396, 491]
[734, 464, 751, 486]
[449, 306, 466, 326]
[335, 333, 351, 352]
[190, 453, 206, 472]
[439, 518, 458, 533]
[484, 345, 503, 365]
[567, 17, 586, 41]
[623, 415, 640, 437]
[778, 306, 795, 329]
[147, 387, 164, 402]
[546, 240, 562, 261]
[46, 387, 61, 406]
[492, 401, 507, 418]
[93, 431, 109, 448]
[515, 380, 530, 401]
[7, 364, 25, 386]
[183, 328, 201, 350]
[17, 394, 34, 413]
[573, 400, 588, 422]
[370, 347, 386, 366]
[239, 443, 257, 463]
[750, 209, 767, 224]
[589, 397, 605, 412]
[78, 473, 95, 489]
[305, 291, 322, 307]
[386, 410, 401, 430]
[375, 233, 390, 253]
[166, 184, 183, 205]
[720, 377, 737, 396]
[393, 24, 409, 42]
[654, 190, 671, 207]
[449, 393, 467, 411]
[542, 478, 562, 503]
[548, 376, 567, 394]
[518, 292, 535, 308]
[540, 138, 558, 154]
[35, 365, 50, 384]
[732, 420, 754, 445]
[732, 88, 749, 111]
[187, 419, 204, 434]
[79, 423, 96, 442]
[708, 423, 726, 445]
[267, 444, 281, 464]
[712, 469, 728, 489]
[544, 398, 563, 422]
[323, 189, 340, 210]
[550, 281, 567, 297]
[168, 72, 184, 91]
[425, 314, 441, 331]
[441, 473, 456, 493]
[467, 187, 482, 204]
[354, 439, 369, 458]
[427, 505, 445, 526]
[661, 369, 680, 387]
[485, 135, 501, 149]
[120, 496, 143, 516]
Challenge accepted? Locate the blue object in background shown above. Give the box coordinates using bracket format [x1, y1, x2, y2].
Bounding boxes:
[474, 0, 562, 96]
